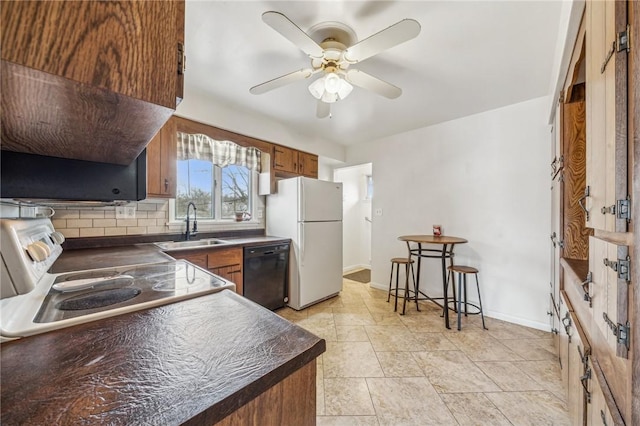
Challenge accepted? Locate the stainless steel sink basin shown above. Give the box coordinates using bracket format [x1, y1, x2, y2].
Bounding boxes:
[154, 238, 230, 251]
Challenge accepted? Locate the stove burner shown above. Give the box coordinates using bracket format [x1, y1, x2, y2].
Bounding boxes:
[56, 288, 142, 311]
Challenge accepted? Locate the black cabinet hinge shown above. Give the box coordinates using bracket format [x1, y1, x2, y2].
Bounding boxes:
[602, 313, 630, 350]
[603, 256, 631, 282]
[617, 25, 630, 52]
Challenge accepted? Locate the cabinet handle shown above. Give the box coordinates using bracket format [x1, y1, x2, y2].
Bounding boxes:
[582, 272, 592, 307]
[600, 410, 608, 426]
[164, 178, 169, 191]
[580, 368, 591, 403]
[275, 163, 284, 168]
[578, 186, 590, 221]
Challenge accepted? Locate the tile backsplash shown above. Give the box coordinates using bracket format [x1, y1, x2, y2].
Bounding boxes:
[52, 198, 265, 238]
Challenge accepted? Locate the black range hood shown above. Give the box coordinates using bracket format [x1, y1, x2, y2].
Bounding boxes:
[0, 150, 147, 202]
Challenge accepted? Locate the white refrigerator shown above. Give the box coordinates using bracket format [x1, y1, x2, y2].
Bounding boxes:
[267, 177, 343, 310]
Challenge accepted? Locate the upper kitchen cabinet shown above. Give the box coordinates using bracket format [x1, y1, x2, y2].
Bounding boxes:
[273, 146, 298, 174]
[1, 0, 185, 165]
[299, 151, 319, 178]
[147, 118, 177, 198]
[585, 0, 629, 232]
[273, 146, 319, 179]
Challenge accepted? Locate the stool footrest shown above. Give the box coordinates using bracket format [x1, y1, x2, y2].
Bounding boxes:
[446, 300, 483, 315]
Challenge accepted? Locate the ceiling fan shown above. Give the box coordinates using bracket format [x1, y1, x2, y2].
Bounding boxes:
[249, 11, 421, 118]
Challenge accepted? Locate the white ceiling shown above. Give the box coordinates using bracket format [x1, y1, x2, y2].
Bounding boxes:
[184, 1, 562, 147]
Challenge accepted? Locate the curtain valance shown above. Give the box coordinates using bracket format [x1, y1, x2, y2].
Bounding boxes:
[177, 132, 261, 172]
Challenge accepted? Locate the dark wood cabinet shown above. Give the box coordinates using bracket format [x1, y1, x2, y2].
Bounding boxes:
[147, 118, 177, 198]
[170, 247, 244, 295]
[273, 146, 299, 174]
[273, 146, 319, 179]
[1, 0, 184, 165]
[299, 151, 319, 178]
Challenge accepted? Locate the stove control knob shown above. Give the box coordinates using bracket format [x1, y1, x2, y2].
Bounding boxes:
[50, 231, 65, 245]
[26, 241, 50, 262]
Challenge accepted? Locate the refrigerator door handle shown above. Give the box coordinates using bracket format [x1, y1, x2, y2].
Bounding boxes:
[300, 222, 305, 266]
[300, 181, 305, 222]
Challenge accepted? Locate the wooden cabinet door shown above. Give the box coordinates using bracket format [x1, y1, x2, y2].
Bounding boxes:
[0, 1, 184, 165]
[147, 118, 177, 198]
[273, 146, 298, 174]
[169, 251, 208, 269]
[587, 358, 621, 426]
[589, 236, 630, 358]
[208, 248, 243, 295]
[298, 152, 318, 178]
[567, 307, 590, 425]
[585, 0, 628, 232]
[1, 1, 183, 108]
[558, 292, 571, 393]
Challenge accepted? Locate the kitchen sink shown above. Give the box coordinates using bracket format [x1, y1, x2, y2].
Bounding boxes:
[154, 238, 230, 251]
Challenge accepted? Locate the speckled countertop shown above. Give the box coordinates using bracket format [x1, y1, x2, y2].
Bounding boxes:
[0, 290, 324, 425]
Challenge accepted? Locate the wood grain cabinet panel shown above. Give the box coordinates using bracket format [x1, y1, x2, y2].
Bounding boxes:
[585, 0, 628, 233]
[208, 247, 244, 295]
[215, 360, 316, 426]
[567, 305, 590, 426]
[147, 118, 177, 198]
[299, 152, 319, 178]
[273, 146, 299, 174]
[0, 0, 184, 165]
[168, 247, 244, 295]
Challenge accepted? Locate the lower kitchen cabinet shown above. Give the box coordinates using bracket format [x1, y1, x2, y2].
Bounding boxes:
[587, 358, 622, 426]
[169, 247, 243, 295]
[559, 291, 591, 425]
[207, 248, 243, 295]
[214, 359, 316, 426]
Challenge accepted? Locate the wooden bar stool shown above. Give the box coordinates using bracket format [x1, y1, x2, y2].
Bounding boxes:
[387, 257, 419, 315]
[447, 265, 488, 330]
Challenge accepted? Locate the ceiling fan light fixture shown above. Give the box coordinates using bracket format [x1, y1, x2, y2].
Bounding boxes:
[324, 73, 341, 94]
[337, 79, 353, 99]
[308, 74, 353, 103]
[308, 77, 326, 99]
[321, 91, 338, 103]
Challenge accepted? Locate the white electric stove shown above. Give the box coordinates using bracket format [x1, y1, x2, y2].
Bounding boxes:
[0, 218, 235, 340]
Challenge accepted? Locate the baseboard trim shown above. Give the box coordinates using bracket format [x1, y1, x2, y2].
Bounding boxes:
[368, 282, 549, 332]
[343, 264, 370, 274]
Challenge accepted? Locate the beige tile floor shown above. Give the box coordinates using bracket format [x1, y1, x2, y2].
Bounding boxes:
[276, 276, 571, 426]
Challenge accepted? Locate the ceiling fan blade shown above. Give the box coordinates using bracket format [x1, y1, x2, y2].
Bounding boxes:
[250, 69, 314, 95]
[345, 69, 402, 99]
[262, 11, 324, 58]
[317, 101, 330, 119]
[344, 19, 421, 63]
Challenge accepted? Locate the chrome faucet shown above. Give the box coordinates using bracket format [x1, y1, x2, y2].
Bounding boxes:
[184, 202, 198, 240]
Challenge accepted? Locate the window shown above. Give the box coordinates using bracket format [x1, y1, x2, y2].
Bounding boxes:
[365, 175, 373, 200]
[175, 159, 252, 220]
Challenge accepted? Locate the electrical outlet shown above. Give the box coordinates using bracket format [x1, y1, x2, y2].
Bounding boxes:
[374, 208, 383, 216]
[257, 209, 263, 219]
[124, 206, 136, 219]
[116, 205, 136, 219]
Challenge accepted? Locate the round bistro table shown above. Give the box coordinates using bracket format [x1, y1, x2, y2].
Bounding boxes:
[397, 235, 468, 329]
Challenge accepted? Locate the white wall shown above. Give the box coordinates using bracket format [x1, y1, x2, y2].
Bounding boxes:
[346, 96, 551, 330]
[334, 163, 372, 272]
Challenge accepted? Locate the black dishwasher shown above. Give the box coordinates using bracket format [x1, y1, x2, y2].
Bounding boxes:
[243, 243, 289, 310]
